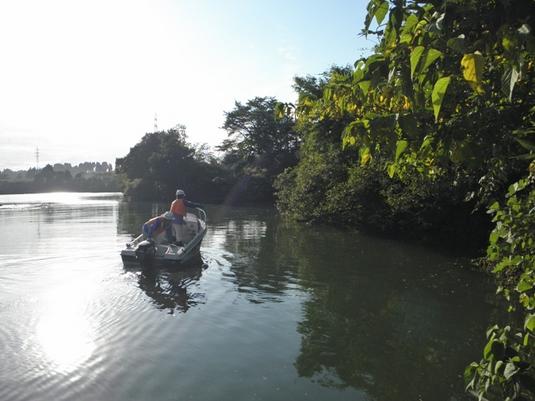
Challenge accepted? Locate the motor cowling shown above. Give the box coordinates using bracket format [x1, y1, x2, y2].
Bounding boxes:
[135, 239, 156, 265]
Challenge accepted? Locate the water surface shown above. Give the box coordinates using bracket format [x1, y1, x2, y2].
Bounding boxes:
[0, 192, 500, 401]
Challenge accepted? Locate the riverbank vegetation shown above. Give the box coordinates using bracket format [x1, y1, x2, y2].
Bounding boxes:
[277, 1, 535, 399]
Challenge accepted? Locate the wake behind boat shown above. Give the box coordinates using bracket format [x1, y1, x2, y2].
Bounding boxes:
[121, 208, 207, 266]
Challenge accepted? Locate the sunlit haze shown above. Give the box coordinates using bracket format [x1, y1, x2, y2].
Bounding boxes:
[0, 0, 371, 170]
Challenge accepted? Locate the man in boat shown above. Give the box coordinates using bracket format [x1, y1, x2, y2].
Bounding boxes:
[142, 211, 174, 241]
[170, 189, 202, 244]
[170, 189, 202, 222]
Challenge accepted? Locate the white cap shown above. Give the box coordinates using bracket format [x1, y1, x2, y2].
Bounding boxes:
[176, 189, 185, 197]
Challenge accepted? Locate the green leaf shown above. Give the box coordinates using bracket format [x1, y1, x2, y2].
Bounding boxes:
[358, 80, 371, 94]
[490, 230, 500, 244]
[492, 259, 510, 273]
[431, 76, 451, 122]
[464, 362, 478, 385]
[515, 137, 535, 152]
[507, 179, 528, 196]
[525, 314, 535, 332]
[421, 48, 442, 74]
[502, 35, 516, 51]
[353, 69, 364, 82]
[384, 24, 398, 49]
[403, 14, 419, 32]
[375, 1, 389, 25]
[495, 360, 504, 374]
[360, 146, 372, 166]
[410, 46, 425, 80]
[503, 66, 521, 101]
[395, 140, 408, 161]
[504, 362, 519, 380]
[420, 135, 433, 150]
[342, 135, 356, 149]
[489, 201, 500, 211]
[502, 68, 512, 99]
[484, 338, 494, 358]
[400, 14, 418, 44]
[517, 278, 532, 293]
[510, 67, 520, 100]
[387, 163, 396, 178]
[364, 1, 374, 32]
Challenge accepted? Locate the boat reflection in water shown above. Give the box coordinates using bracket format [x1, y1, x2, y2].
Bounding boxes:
[125, 258, 206, 315]
[117, 200, 208, 315]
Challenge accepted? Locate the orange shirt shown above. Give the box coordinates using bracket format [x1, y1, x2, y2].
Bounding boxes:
[170, 199, 186, 217]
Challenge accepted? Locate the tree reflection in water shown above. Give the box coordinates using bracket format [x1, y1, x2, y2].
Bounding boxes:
[280, 223, 500, 401]
[117, 202, 501, 400]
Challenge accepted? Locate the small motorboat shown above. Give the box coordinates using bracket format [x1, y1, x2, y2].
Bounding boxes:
[121, 208, 207, 266]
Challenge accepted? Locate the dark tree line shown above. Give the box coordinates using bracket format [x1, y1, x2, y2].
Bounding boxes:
[116, 99, 299, 205]
[0, 163, 120, 194]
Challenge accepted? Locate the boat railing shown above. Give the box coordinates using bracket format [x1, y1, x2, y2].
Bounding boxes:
[126, 233, 144, 249]
[192, 207, 206, 224]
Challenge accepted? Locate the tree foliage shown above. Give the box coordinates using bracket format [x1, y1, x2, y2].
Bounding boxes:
[275, 0, 535, 399]
[218, 97, 299, 203]
[116, 127, 229, 202]
[276, 70, 490, 245]
[358, 1, 535, 399]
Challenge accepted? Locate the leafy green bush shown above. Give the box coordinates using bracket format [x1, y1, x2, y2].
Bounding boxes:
[466, 169, 535, 400]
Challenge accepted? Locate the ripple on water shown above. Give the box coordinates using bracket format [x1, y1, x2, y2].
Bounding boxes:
[0, 197, 502, 401]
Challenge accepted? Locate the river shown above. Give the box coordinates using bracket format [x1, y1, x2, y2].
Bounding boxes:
[0, 192, 500, 401]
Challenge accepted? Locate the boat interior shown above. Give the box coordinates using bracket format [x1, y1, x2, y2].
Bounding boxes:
[152, 213, 201, 246]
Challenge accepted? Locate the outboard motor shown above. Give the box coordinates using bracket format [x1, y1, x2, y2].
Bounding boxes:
[135, 239, 156, 265]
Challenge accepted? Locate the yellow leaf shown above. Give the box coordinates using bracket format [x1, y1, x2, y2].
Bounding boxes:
[461, 53, 485, 93]
[402, 96, 411, 110]
[360, 147, 371, 166]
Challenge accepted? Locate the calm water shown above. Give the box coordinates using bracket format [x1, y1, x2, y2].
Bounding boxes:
[0, 192, 501, 401]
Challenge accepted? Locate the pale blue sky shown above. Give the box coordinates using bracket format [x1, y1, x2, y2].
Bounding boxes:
[0, 0, 373, 170]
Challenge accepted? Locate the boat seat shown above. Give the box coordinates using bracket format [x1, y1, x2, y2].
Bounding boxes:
[172, 213, 199, 243]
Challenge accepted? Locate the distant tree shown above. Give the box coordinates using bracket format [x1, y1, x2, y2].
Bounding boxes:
[116, 127, 229, 202]
[218, 96, 299, 202]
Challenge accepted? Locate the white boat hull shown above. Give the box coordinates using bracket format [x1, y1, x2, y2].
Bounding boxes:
[121, 209, 206, 266]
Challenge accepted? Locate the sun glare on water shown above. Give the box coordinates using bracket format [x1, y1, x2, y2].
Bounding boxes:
[35, 285, 96, 373]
